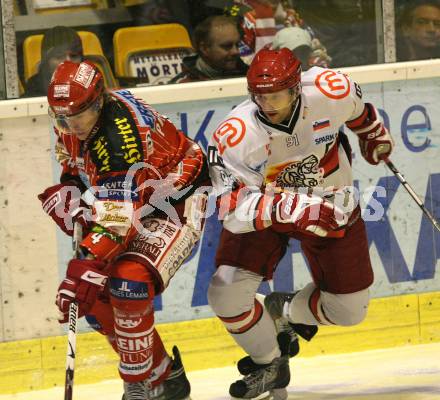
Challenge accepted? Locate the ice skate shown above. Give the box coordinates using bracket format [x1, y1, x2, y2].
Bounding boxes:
[122, 346, 190, 400]
[264, 292, 295, 321]
[265, 292, 318, 350]
[148, 346, 191, 400]
[229, 355, 290, 399]
[123, 380, 150, 400]
[236, 330, 298, 379]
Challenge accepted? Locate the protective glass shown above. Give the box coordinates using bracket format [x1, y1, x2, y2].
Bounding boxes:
[48, 97, 101, 136]
[252, 84, 301, 112]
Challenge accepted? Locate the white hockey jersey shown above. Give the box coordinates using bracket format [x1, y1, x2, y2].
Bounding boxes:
[208, 67, 367, 234]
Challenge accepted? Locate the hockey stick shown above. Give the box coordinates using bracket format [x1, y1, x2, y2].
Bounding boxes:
[382, 156, 440, 233]
[64, 222, 83, 400]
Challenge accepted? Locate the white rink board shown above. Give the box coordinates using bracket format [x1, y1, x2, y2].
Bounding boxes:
[0, 342, 439, 400]
[0, 61, 439, 341]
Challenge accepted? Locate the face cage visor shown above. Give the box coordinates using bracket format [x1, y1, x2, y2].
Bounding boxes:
[251, 84, 301, 113]
[48, 96, 102, 136]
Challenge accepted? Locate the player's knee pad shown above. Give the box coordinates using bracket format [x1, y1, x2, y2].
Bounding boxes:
[208, 265, 262, 315]
[208, 265, 264, 334]
[109, 259, 156, 318]
[321, 288, 370, 326]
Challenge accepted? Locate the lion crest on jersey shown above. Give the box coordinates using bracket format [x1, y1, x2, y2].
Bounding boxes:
[276, 155, 323, 188]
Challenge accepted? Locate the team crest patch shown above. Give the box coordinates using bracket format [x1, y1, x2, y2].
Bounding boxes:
[275, 155, 324, 188]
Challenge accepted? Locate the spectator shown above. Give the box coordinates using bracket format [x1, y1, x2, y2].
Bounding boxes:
[294, 0, 376, 67]
[170, 15, 248, 83]
[233, 0, 331, 67]
[23, 26, 83, 97]
[396, 0, 440, 61]
[271, 26, 314, 69]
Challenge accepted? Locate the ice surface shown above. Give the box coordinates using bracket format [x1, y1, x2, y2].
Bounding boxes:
[1, 343, 439, 400]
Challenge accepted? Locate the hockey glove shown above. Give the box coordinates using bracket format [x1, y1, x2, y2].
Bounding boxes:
[56, 259, 107, 323]
[358, 126, 394, 165]
[270, 192, 346, 237]
[347, 103, 394, 165]
[38, 181, 92, 236]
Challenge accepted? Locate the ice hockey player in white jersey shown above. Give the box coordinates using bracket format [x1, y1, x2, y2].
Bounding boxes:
[207, 47, 393, 399]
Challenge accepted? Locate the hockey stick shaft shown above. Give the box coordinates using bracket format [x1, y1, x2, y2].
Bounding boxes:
[64, 222, 82, 400]
[383, 156, 440, 233]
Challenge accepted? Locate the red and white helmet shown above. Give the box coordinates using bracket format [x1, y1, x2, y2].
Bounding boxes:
[247, 47, 302, 94]
[47, 60, 104, 116]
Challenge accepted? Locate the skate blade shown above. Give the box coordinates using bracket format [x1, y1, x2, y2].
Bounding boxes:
[231, 388, 287, 400]
[269, 388, 288, 400]
[231, 391, 270, 400]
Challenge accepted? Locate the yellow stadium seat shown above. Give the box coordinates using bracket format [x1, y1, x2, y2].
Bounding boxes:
[23, 31, 118, 88]
[113, 23, 193, 84]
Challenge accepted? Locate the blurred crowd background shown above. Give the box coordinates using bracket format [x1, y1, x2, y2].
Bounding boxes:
[2, 0, 439, 98]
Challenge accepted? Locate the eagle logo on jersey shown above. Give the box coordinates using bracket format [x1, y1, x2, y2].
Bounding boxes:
[267, 155, 324, 188]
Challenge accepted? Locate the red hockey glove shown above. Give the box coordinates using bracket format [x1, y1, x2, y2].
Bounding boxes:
[38, 182, 92, 236]
[271, 192, 346, 237]
[347, 103, 394, 165]
[358, 126, 394, 165]
[56, 259, 107, 323]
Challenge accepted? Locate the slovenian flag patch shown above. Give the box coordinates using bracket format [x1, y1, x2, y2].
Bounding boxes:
[313, 119, 330, 131]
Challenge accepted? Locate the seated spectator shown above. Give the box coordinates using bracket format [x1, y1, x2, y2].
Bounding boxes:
[233, 0, 331, 67]
[170, 15, 248, 83]
[396, 0, 440, 61]
[23, 26, 83, 97]
[293, 0, 376, 67]
[271, 26, 313, 69]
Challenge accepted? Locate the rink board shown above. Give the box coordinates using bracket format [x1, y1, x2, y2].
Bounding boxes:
[0, 291, 439, 394]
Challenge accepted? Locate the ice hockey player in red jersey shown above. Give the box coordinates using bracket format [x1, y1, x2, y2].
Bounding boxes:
[38, 60, 210, 400]
[207, 48, 393, 399]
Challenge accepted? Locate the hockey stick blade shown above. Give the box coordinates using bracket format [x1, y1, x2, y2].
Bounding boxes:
[383, 156, 440, 233]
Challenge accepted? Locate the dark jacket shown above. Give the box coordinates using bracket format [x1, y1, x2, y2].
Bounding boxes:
[23, 70, 49, 97]
[169, 54, 248, 83]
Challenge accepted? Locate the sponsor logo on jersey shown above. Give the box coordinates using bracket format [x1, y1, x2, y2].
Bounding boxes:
[114, 117, 142, 164]
[114, 90, 156, 129]
[91, 135, 111, 172]
[97, 175, 139, 201]
[313, 119, 330, 131]
[314, 132, 337, 145]
[315, 70, 350, 99]
[110, 278, 149, 300]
